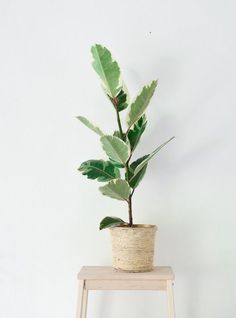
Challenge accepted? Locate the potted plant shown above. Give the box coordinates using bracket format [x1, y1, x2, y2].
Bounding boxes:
[77, 44, 174, 272]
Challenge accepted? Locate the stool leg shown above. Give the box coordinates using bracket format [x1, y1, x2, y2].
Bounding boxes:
[76, 280, 88, 318]
[81, 288, 88, 318]
[167, 280, 176, 318]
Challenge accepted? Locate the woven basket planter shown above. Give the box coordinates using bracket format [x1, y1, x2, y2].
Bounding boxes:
[110, 224, 157, 272]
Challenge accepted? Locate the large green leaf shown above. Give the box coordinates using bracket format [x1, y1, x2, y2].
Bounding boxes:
[77, 116, 104, 137]
[100, 135, 130, 165]
[99, 216, 126, 230]
[78, 160, 120, 182]
[134, 137, 175, 175]
[126, 155, 149, 189]
[127, 115, 147, 151]
[126, 80, 157, 128]
[99, 179, 131, 201]
[91, 44, 120, 97]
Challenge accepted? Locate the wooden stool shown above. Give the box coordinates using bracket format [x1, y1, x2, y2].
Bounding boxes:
[76, 266, 176, 318]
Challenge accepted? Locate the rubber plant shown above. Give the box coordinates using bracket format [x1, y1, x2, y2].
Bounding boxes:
[77, 44, 174, 230]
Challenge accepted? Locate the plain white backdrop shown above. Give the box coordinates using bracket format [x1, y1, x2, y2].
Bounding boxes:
[1, 0, 236, 317]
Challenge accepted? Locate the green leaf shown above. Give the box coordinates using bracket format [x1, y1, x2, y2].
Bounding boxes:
[134, 137, 175, 175]
[78, 160, 120, 182]
[127, 115, 147, 151]
[77, 116, 104, 137]
[99, 216, 126, 230]
[130, 155, 149, 171]
[126, 155, 149, 189]
[109, 158, 124, 168]
[129, 165, 147, 189]
[108, 80, 130, 109]
[115, 89, 129, 112]
[99, 179, 131, 201]
[100, 135, 130, 165]
[91, 44, 120, 97]
[126, 80, 157, 128]
[113, 130, 126, 141]
[121, 81, 130, 104]
[108, 89, 128, 112]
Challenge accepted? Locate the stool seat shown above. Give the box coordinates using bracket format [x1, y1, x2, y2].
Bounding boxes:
[78, 266, 174, 280]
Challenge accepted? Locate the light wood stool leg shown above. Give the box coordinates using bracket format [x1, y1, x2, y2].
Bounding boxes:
[167, 280, 176, 318]
[76, 280, 88, 318]
[81, 287, 88, 318]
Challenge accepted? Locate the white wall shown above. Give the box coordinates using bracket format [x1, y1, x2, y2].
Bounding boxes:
[1, 0, 236, 317]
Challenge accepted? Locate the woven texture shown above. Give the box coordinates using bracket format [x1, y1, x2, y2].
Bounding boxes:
[110, 225, 157, 272]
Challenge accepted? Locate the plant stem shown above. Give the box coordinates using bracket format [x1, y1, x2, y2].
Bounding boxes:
[113, 97, 124, 141]
[128, 194, 133, 226]
[113, 97, 134, 226]
[116, 109, 124, 140]
[125, 157, 133, 226]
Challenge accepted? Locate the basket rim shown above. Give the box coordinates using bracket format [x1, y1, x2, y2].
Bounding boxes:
[110, 224, 157, 230]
